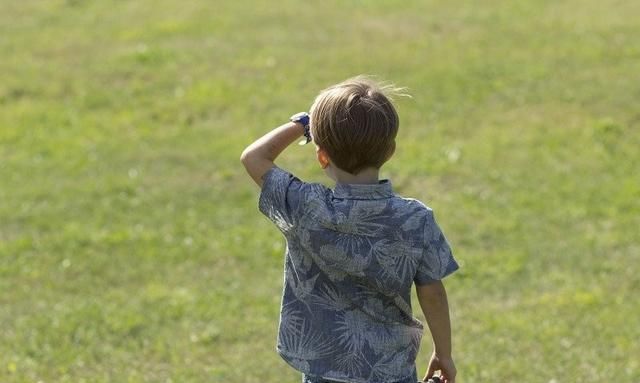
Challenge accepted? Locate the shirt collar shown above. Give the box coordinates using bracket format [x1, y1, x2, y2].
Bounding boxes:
[333, 179, 394, 200]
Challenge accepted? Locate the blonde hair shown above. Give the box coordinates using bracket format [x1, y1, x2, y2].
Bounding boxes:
[309, 76, 404, 175]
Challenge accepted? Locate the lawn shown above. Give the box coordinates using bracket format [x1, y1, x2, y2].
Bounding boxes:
[1, 0, 639, 382]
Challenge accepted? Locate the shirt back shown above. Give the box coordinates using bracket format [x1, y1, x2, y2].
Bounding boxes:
[258, 167, 458, 383]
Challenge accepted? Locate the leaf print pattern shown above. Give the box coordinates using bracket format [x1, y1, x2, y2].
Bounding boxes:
[372, 239, 421, 290]
[309, 284, 353, 311]
[319, 243, 371, 277]
[258, 167, 458, 383]
[335, 350, 368, 377]
[279, 320, 336, 360]
[286, 272, 320, 301]
[335, 309, 371, 352]
[280, 304, 306, 337]
[344, 201, 389, 235]
[400, 208, 424, 232]
[370, 351, 411, 382]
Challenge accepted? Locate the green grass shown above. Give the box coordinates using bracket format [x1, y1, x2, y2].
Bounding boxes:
[1, 0, 639, 381]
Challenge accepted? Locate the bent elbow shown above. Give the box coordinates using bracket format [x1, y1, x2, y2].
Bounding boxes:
[240, 147, 252, 165]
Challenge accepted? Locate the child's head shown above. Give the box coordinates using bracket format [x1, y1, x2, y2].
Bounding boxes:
[310, 76, 401, 175]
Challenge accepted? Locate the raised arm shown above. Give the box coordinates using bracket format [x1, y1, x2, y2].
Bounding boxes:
[416, 280, 457, 383]
[240, 121, 305, 187]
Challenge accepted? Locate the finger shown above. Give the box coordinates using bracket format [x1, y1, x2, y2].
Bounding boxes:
[424, 365, 436, 380]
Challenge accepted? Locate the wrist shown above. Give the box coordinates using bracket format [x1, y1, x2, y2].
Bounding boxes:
[290, 111, 311, 145]
[433, 350, 453, 360]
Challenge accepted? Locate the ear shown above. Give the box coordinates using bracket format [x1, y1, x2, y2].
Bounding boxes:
[316, 146, 331, 169]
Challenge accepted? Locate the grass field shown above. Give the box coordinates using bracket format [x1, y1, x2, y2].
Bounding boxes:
[1, 1, 639, 382]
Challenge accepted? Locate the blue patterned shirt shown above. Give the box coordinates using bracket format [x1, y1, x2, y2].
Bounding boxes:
[258, 166, 458, 383]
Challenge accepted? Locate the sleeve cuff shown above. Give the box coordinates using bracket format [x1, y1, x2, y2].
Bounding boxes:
[414, 258, 459, 286]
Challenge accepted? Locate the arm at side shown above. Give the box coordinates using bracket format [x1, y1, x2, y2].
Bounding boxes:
[417, 280, 457, 382]
[417, 280, 452, 357]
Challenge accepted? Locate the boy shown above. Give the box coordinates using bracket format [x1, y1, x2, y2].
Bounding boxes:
[240, 76, 458, 383]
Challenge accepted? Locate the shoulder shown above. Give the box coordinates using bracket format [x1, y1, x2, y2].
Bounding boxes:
[261, 166, 330, 200]
[261, 166, 293, 187]
[379, 195, 436, 237]
[390, 195, 435, 217]
[258, 166, 332, 232]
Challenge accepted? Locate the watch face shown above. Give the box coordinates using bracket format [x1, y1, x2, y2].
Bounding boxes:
[291, 112, 307, 121]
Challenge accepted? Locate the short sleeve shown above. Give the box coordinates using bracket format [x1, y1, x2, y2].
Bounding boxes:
[258, 166, 308, 234]
[414, 210, 459, 285]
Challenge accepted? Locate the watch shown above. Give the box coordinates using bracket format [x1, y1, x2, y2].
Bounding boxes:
[290, 112, 312, 145]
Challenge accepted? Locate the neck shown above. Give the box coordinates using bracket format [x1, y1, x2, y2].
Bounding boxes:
[330, 166, 380, 185]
